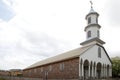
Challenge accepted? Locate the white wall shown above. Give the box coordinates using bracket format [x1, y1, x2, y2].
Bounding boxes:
[80, 45, 111, 65]
[86, 26, 100, 40]
[87, 14, 98, 24]
[79, 45, 112, 78]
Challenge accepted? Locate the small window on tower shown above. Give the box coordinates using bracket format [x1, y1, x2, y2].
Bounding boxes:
[97, 30, 99, 38]
[88, 17, 91, 24]
[96, 18, 98, 23]
[98, 47, 101, 58]
[87, 31, 91, 38]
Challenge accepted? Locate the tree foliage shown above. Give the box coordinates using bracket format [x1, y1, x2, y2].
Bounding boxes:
[111, 56, 120, 78]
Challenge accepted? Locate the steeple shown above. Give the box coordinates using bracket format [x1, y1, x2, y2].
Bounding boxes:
[80, 1, 105, 46]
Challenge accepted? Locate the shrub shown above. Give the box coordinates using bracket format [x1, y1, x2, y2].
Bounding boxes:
[0, 77, 6, 80]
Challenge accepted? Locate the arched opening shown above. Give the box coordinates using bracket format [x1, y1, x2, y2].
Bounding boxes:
[103, 64, 105, 78]
[84, 60, 89, 80]
[105, 64, 107, 78]
[107, 65, 109, 78]
[80, 58, 83, 78]
[93, 62, 96, 79]
[97, 62, 102, 79]
[90, 61, 93, 79]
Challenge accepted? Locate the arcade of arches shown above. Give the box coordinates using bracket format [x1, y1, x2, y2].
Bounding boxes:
[79, 59, 112, 80]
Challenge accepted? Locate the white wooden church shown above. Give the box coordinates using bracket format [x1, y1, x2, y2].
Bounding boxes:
[79, 6, 112, 80]
[23, 3, 112, 80]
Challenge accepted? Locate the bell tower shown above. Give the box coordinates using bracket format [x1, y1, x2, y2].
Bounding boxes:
[80, 1, 105, 46]
[85, 2, 100, 40]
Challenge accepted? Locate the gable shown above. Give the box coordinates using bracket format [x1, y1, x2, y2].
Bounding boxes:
[80, 44, 112, 65]
[98, 44, 112, 64]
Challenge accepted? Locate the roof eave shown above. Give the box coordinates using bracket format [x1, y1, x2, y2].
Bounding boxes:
[80, 37, 105, 45]
[84, 24, 101, 31]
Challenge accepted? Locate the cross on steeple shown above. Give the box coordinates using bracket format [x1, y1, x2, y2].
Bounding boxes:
[90, 0, 93, 8]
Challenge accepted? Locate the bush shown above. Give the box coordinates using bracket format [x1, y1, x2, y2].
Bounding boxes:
[0, 77, 6, 80]
[112, 56, 120, 78]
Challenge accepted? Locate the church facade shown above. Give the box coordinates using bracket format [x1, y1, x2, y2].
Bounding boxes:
[23, 6, 112, 80]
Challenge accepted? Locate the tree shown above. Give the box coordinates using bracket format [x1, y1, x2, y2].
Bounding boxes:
[111, 56, 120, 78]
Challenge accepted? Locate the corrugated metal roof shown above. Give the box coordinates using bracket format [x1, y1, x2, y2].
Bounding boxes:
[24, 45, 94, 70]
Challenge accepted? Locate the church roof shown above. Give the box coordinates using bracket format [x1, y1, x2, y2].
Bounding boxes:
[80, 37, 105, 46]
[89, 7, 95, 13]
[24, 45, 94, 70]
[85, 7, 99, 19]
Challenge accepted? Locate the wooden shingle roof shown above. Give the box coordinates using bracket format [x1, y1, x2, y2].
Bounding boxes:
[24, 45, 94, 70]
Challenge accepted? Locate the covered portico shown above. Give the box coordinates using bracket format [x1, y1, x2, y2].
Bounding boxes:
[79, 58, 112, 80]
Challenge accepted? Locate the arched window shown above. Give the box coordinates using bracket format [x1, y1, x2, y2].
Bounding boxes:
[88, 17, 91, 24]
[98, 47, 101, 58]
[97, 30, 99, 38]
[96, 18, 98, 23]
[87, 31, 91, 38]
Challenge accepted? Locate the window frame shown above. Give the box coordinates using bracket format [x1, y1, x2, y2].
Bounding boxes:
[41, 67, 43, 72]
[96, 17, 98, 23]
[98, 47, 101, 58]
[60, 63, 64, 71]
[88, 17, 91, 24]
[87, 31, 91, 38]
[97, 30, 99, 38]
[49, 65, 52, 71]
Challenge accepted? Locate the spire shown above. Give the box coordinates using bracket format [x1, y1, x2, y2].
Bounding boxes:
[89, 0, 95, 13]
[80, 1, 105, 46]
[86, 1, 99, 20]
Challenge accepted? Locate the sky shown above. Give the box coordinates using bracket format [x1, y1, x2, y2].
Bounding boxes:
[0, 0, 120, 70]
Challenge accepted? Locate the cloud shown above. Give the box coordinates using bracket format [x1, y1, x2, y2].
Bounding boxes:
[0, 0, 119, 70]
[107, 0, 120, 26]
[23, 31, 72, 56]
[0, 21, 72, 70]
[3, 0, 15, 6]
[0, 0, 15, 21]
[109, 51, 120, 58]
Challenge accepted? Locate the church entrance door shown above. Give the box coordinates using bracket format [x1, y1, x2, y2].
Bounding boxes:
[84, 60, 89, 80]
[97, 63, 101, 79]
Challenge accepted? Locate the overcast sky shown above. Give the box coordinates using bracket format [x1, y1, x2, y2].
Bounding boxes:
[0, 0, 120, 70]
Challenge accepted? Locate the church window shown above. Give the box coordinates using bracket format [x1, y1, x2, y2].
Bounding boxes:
[98, 47, 101, 58]
[41, 67, 43, 72]
[96, 17, 98, 23]
[60, 63, 64, 71]
[97, 30, 99, 38]
[87, 31, 91, 38]
[34, 69, 37, 73]
[29, 70, 31, 73]
[88, 17, 91, 24]
[49, 65, 52, 71]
